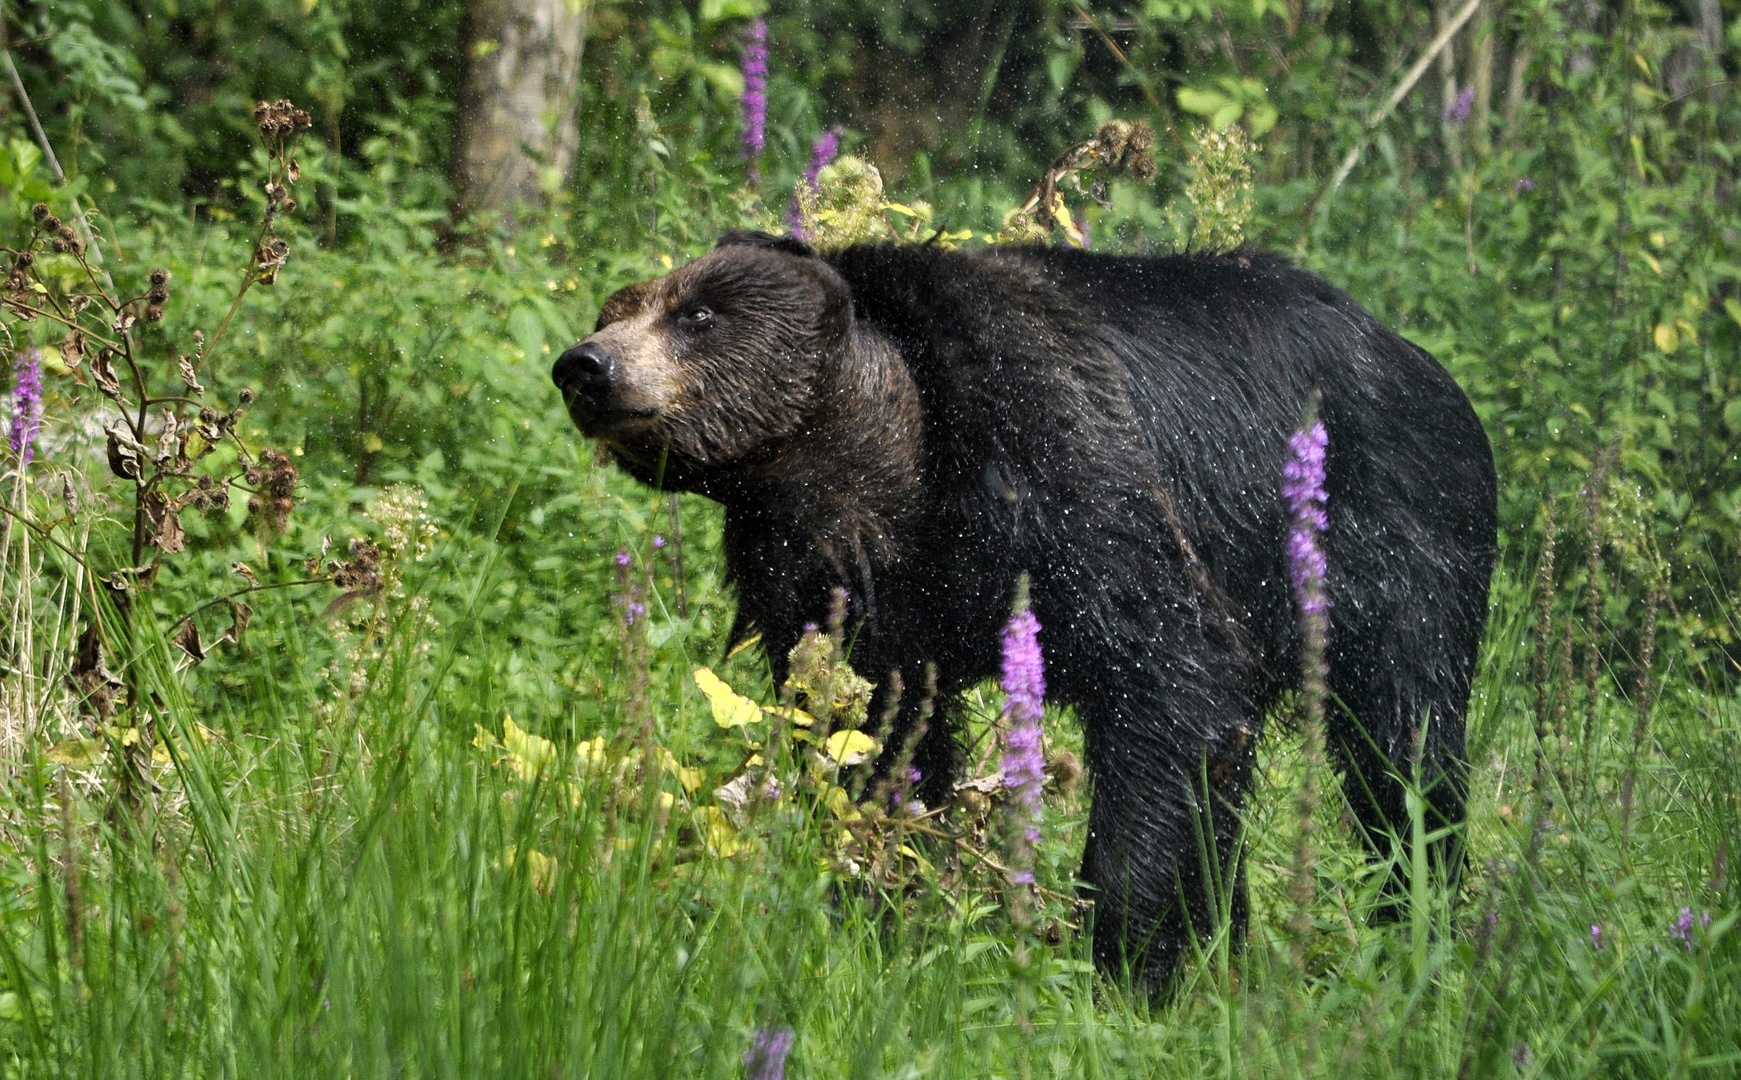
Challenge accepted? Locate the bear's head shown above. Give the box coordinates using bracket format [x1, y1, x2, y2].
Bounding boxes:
[552, 232, 854, 490]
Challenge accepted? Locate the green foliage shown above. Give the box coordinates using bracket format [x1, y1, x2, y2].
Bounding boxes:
[1, 0, 1740, 1073]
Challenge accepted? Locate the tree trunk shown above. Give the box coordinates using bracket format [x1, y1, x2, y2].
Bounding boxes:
[452, 0, 588, 217]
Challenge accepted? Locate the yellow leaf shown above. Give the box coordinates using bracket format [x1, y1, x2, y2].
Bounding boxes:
[694, 805, 746, 857]
[1654, 322, 1679, 354]
[767, 704, 815, 728]
[1639, 250, 1663, 276]
[1675, 318, 1699, 347]
[502, 846, 556, 894]
[502, 716, 557, 779]
[575, 735, 609, 769]
[822, 784, 860, 821]
[693, 667, 765, 729]
[45, 739, 105, 766]
[822, 729, 880, 767]
[472, 724, 500, 751]
[657, 747, 706, 793]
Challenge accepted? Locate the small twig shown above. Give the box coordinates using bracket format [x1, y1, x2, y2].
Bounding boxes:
[1070, 3, 1161, 109]
[2, 48, 114, 292]
[0, 500, 95, 574]
[170, 576, 331, 630]
[1319, 0, 1483, 198]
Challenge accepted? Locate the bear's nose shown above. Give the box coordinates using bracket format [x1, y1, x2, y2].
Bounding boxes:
[552, 341, 616, 395]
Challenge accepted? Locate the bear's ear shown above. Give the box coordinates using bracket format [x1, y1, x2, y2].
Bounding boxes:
[791, 251, 855, 347]
[715, 230, 816, 258]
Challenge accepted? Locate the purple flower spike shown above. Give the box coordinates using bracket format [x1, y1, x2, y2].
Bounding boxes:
[1444, 86, 1474, 126]
[740, 19, 768, 175]
[615, 549, 631, 567]
[652, 534, 666, 549]
[1589, 923, 1603, 950]
[789, 125, 843, 238]
[1000, 600, 1046, 886]
[8, 349, 42, 467]
[1671, 907, 1709, 950]
[1283, 420, 1330, 633]
[744, 1025, 793, 1080]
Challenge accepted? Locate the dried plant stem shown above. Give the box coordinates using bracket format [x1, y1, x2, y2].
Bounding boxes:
[1, 50, 105, 279]
[1529, 506, 1559, 802]
[1618, 584, 1663, 840]
[169, 576, 331, 632]
[1579, 446, 1613, 784]
[1321, 0, 1483, 197]
[665, 493, 687, 617]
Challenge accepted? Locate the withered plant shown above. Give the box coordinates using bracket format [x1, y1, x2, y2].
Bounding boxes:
[0, 100, 364, 800]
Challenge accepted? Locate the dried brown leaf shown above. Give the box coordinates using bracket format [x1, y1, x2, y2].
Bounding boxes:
[105, 426, 142, 480]
[92, 350, 123, 399]
[176, 355, 204, 396]
[143, 490, 186, 554]
[60, 328, 85, 370]
[219, 600, 253, 646]
[172, 619, 205, 665]
[154, 409, 180, 466]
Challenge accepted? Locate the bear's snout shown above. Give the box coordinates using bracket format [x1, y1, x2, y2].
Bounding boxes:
[552, 341, 617, 401]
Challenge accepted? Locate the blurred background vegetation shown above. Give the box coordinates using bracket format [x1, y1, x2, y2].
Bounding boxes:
[0, 0, 1731, 733]
[0, 3, 1736, 1074]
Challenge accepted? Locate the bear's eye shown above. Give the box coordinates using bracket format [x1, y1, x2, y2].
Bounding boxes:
[676, 307, 714, 329]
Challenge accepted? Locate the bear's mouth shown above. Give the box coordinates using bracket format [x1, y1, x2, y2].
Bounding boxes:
[562, 394, 659, 436]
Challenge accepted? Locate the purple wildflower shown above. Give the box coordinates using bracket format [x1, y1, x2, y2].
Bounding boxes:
[1671, 907, 1710, 950]
[615, 549, 631, 567]
[8, 349, 42, 467]
[624, 601, 646, 627]
[788, 125, 843, 238]
[1514, 1043, 1534, 1071]
[652, 534, 666, 549]
[1589, 923, 1603, 950]
[804, 126, 842, 188]
[1000, 601, 1046, 886]
[1282, 420, 1330, 637]
[740, 19, 768, 177]
[743, 1026, 793, 1080]
[1514, 176, 1535, 194]
[1444, 86, 1475, 126]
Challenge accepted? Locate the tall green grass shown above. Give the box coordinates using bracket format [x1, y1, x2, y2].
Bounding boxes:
[0, 539, 1735, 1079]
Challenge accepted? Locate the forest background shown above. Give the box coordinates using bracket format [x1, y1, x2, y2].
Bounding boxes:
[0, 0, 1737, 1076]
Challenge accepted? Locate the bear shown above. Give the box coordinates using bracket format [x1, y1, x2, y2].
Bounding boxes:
[551, 230, 1498, 991]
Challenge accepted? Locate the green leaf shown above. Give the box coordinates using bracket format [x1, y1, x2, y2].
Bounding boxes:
[699, 0, 759, 21]
[508, 305, 544, 362]
[1723, 398, 1741, 436]
[698, 62, 745, 99]
[1176, 86, 1232, 117]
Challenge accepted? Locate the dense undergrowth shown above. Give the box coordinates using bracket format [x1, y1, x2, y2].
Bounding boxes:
[1, 0, 1740, 1076]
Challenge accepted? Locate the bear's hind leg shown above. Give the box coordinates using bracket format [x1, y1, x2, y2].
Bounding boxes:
[1325, 617, 1474, 920]
[1080, 720, 1256, 993]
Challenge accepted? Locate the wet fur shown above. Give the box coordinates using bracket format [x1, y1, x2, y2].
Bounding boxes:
[576, 232, 1498, 991]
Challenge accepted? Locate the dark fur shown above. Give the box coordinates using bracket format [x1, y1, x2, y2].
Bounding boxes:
[554, 232, 1498, 991]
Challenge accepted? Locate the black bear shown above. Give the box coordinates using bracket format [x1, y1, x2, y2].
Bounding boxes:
[552, 231, 1497, 990]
